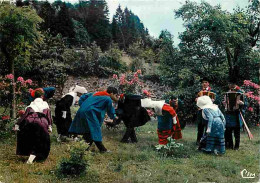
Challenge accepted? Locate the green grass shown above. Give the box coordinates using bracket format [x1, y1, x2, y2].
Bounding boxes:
[0, 109, 259, 183]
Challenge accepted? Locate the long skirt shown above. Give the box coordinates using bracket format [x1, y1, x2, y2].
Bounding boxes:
[17, 115, 50, 161]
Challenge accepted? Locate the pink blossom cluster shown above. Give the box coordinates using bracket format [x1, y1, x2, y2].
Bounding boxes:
[112, 74, 118, 79]
[17, 76, 24, 83]
[143, 89, 151, 97]
[5, 74, 14, 80]
[119, 71, 141, 86]
[1, 115, 10, 121]
[245, 92, 260, 104]
[16, 77, 32, 85]
[248, 107, 254, 112]
[25, 79, 33, 85]
[243, 80, 260, 89]
[18, 110, 25, 117]
[4, 74, 32, 86]
[111, 70, 143, 94]
[119, 74, 126, 85]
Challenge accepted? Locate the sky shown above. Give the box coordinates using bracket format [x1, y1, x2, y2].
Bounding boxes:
[60, 0, 250, 45]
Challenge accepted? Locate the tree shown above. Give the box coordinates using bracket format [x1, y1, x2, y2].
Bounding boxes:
[175, 1, 260, 83]
[72, 18, 90, 47]
[84, 0, 112, 50]
[55, 2, 75, 45]
[0, 4, 42, 117]
[38, 1, 56, 34]
[112, 5, 126, 49]
[112, 5, 151, 50]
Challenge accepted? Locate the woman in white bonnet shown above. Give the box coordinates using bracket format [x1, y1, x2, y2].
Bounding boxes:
[54, 85, 87, 142]
[196, 96, 226, 155]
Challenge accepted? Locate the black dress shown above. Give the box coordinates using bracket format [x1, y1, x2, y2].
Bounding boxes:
[54, 94, 74, 136]
[16, 108, 52, 161]
[116, 94, 150, 143]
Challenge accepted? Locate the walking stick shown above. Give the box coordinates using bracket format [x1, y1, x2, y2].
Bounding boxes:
[239, 111, 253, 140]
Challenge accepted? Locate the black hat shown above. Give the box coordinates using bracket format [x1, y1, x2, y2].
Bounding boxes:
[200, 77, 210, 83]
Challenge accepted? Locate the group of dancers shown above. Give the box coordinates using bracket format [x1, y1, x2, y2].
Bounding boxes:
[14, 77, 248, 163]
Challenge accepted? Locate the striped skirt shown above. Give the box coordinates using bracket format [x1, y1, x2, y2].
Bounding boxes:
[203, 135, 225, 154]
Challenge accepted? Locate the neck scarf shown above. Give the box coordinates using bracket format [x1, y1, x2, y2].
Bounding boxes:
[93, 91, 110, 96]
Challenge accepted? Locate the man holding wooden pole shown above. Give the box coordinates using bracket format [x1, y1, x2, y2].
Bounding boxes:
[223, 80, 253, 150]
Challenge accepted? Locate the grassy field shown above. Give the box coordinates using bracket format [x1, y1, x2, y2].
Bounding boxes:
[0, 107, 259, 183]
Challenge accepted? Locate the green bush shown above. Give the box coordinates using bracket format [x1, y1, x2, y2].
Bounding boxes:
[99, 56, 127, 72]
[129, 58, 146, 73]
[156, 138, 192, 158]
[56, 140, 90, 178]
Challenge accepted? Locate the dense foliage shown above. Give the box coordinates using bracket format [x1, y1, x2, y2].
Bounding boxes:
[56, 140, 90, 178]
[0, 1, 259, 126]
[158, 1, 260, 124]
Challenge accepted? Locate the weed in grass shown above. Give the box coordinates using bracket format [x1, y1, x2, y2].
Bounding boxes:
[55, 140, 90, 178]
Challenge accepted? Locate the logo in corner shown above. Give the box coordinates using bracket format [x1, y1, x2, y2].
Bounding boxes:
[241, 169, 256, 179]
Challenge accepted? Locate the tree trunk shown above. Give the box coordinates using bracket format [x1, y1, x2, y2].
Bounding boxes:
[11, 60, 16, 118]
[1, 46, 16, 118]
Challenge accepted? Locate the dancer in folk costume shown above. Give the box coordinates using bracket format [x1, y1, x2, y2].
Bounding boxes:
[195, 77, 217, 145]
[167, 96, 183, 139]
[54, 85, 87, 142]
[69, 87, 118, 152]
[223, 80, 245, 150]
[106, 94, 151, 143]
[14, 89, 53, 164]
[141, 98, 182, 146]
[196, 96, 226, 155]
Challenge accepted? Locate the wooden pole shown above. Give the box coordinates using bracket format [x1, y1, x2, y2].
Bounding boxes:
[239, 111, 253, 140]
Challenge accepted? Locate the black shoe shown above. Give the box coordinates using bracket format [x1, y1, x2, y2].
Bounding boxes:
[131, 140, 138, 143]
[99, 149, 107, 153]
[234, 147, 239, 150]
[120, 139, 130, 143]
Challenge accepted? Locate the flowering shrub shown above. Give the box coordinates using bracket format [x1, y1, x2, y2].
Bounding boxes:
[242, 80, 260, 126]
[0, 74, 34, 130]
[112, 70, 143, 94]
[143, 89, 151, 97]
[0, 115, 11, 129]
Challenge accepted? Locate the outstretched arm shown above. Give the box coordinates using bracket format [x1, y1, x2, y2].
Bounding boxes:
[106, 99, 116, 120]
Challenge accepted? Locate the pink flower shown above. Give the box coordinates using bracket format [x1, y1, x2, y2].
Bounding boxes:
[134, 72, 139, 78]
[119, 74, 126, 85]
[112, 74, 118, 79]
[253, 83, 260, 89]
[2, 115, 10, 121]
[143, 89, 151, 97]
[129, 80, 134, 85]
[25, 79, 32, 85]
[28, 88, 33, 93]
[17, 77, 24, 83]
[243, 80, 249, 86]
[5, 74, 14, 80]
[18, 110, 25, 117]
[136, 69, 142, 74]
[248, 107, 253, 112]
